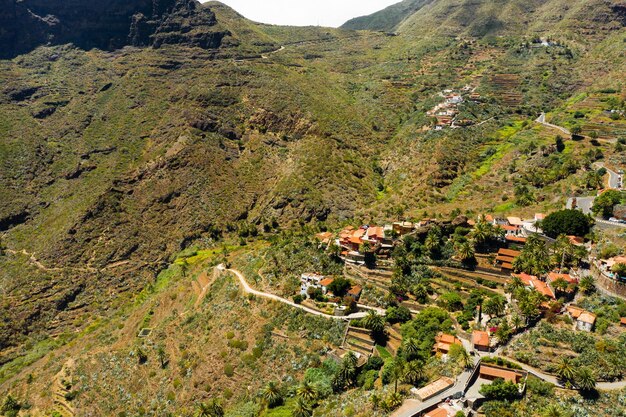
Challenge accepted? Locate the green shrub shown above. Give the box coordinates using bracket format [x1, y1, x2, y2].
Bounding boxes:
[224, 364, 235, 377]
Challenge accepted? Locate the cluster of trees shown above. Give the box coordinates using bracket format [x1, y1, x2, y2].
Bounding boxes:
[554, 357, 597, 393]
[513, 234, 587, 278]
[592, 190, 624, 218]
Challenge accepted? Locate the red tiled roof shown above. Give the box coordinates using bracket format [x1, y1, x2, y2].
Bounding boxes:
[472, 330, 489, 347]
[620, 317, 626, 326]
[506, 236, 527, 243]
[366, 226, 384, 238]
[496, 255, 516, 263]
[567, 235, 585, 245]
[319, 278, 334, 287]
[498, 248, 521, 257]
[424, 408, 450, 417]
[547, 272, 577, 284]
[512, 272, 536, 285]
[500, 225, 520, 231]
[479, 364, 523, 383]
[348, 285, 362, 296]
[501, 262, 514, 270]
[531, 279, 555, 299]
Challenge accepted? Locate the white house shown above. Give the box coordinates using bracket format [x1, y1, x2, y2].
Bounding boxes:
[576, 312, 596, 332]
[300, 273, 325, 297]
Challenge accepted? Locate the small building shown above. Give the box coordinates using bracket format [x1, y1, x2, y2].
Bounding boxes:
[620, 317, 626, 327]
[434, 333, 462, 354]
[300, 273, 325, 297]
[577, 312, 596, 332]
[472, 330, 490, 352]
[479, 364, 527, 384]
[346, 285, 363, 301]
[566, 305, 585, 320]
[392, 221, 416, 236]
[412, 377, 455, 401]
[319, 277, 335, 294]
[315, 232, 333, 245]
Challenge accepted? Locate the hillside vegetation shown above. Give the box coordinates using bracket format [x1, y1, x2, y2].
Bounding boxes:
[0, 0, 625, 415]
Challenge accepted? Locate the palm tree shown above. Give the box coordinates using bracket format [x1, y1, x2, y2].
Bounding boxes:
[471, 220, 490, 245]
[511, 314, 523, 332]
[456, 241, 475, 264]
[402, 337, 420, 361]
[362, 310, 385, 334]
[292, 398, 313, 417]
[551, 278, 569, 297]
[389, 358, 407, 393]
[506, 276, 525, 294]
[296, 381, 318, 403]
[403, 360, 424, 385]
[578, 276, 595, 295]
[338, 353, 358, 387]
[156, 345, 168, 369]
[261, 381, 283, 408]
[195, 399, 224, 417]
[575, 367, 597, 392]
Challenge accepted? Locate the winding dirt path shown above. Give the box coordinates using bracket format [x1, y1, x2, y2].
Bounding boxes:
[220, 265, 376, 320]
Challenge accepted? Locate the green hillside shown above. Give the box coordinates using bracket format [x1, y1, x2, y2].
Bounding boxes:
[340, 0, 433, 32]
[0, 0, 625, 415]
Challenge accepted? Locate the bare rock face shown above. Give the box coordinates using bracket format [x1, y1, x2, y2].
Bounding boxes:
[0, 0, 228, 58]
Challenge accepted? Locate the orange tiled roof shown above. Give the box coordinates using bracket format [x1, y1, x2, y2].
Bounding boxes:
[498, 248, 521, 257]
[500, 225, 520, 231]
[366, 226, 384, 238]
[506, 236, 527, 243]
[531, 279, 555, 299]
[567, 306, 584, 319]
[547, 272, 577, 284]
[479, 364, 523, 383]
[620, 317, 626, 325]
[319, 278, 334, 287]
[472, 330, 489, 347]
[425, 408, 450, 417]
[348, 285, 362, 296]
[578, 312, 596, 324]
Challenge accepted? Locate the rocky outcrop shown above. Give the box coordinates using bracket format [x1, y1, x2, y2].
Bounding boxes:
[0, 0, 229, 58]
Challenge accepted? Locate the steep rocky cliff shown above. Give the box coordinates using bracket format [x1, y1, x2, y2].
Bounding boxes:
[0, 0, 228, 58]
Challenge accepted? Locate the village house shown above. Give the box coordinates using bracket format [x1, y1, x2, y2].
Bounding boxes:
[472, 330, 490, 352]
[392, 221, 415, 236]
[346, 285, 363, 301]
[319, 277, 335, 295]
[412, 377, 455, 401]
[576, 311, 596, 332]
[620, 317, 626, 327]
[512, 272, 555, 299]
[433, 333, 462, 354]
[300, 273, 326, 297]
[479, 364, 527, 384]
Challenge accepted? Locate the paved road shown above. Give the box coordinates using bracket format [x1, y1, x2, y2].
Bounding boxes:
[536, 113, 571, 136]
[594, 162, 623, 189]
[221, 265, 374, 320]
[566, 196, 595, 215]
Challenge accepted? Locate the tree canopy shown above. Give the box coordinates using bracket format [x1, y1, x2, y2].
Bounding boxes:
[592, 190, 623, 218]
[541, 209, 592, 238]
